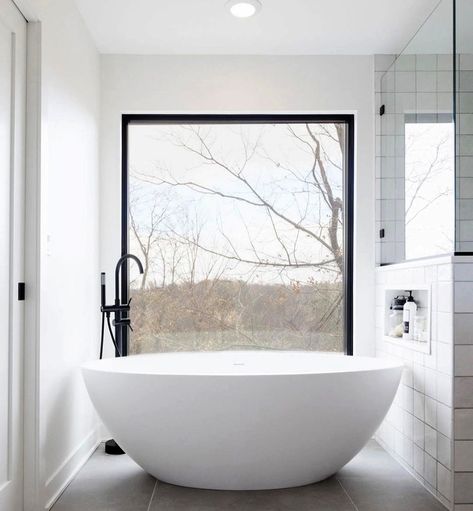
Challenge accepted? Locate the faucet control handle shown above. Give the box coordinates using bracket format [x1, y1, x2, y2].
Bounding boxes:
[113, 317, 133, 332]
[102, 303, 130, 314]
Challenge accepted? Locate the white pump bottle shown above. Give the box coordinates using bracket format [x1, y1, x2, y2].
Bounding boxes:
[403, 290, 417, 341]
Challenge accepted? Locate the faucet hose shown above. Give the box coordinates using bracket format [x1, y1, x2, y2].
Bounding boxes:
[99, 311, 123, 359]
[106, 313, 122, 357]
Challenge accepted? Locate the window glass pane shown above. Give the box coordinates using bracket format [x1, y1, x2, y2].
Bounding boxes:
[128, 122, 347, 353]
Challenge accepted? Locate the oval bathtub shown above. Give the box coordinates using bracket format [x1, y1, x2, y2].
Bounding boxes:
[82, 351, 402, 490]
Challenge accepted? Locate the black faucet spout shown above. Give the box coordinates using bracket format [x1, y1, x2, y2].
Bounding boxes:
[114, 254, 144, 304]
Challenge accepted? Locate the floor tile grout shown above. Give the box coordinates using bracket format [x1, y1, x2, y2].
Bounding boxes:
[146, 479, 158, 511]
[51, 441, 448, 511]
[336, 477, 360, 511]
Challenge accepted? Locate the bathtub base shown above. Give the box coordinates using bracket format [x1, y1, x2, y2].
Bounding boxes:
[104, 439, 125, 455]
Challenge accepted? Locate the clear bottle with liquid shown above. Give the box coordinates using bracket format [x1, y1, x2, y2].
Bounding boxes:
[389, 295, 406, 337]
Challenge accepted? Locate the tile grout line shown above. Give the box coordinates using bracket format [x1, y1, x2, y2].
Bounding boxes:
[146, 479, 159, 511]
[336, 477, 361, 511]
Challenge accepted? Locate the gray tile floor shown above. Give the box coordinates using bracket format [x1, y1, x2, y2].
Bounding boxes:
[52, 441, 447, 511]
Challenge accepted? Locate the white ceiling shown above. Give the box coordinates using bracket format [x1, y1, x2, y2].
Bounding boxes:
[74, 0, 440, 55]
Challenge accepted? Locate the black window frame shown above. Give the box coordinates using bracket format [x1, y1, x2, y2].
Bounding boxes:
[120, 114, 354, 356]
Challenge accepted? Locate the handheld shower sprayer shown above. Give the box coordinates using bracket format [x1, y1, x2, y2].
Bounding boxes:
[101, 272, 106, 308]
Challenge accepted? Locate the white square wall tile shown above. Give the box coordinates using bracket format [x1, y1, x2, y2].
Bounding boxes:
[438, 281, 453, 313]
[438, 54, 453, 71]
[455, 314, 473, 344]
[416, 54, 437, 71]
[414, 416, 425, 448]
[381, 199, 396, 220]
[459, 220, 473, 241]
[437, 463, 451, 501]
[460, 93, 473, 115]
[401, 360, 413, 387]
[438, 92, 453, 111]
[437, 402, 453, 438]
[425, 423, 438, 457]
[414, 391, 425, 420]
[455, 473, 473, 504]
[455, 441, 473, 471]
[431, 281, 439, 314]
[425, 265, 438, 283]
[401, 435, 414, 466]
[460, 114, 473, 135]
[395, 71, 416, 92]
[437, 433, 451, 469]
[437, 71, 453, 92]
[437, 489, 451, 509]
[455, 345, 473, 376]
[455, 282, 473, 313]
[461, 65, 473, 93]
[459, 178, 473, 199]
[437, 312, 453, 344]
[413, 444, 424, 476]
[416, 92, 437, 111]
[375, 54, 396, 71]
[437, 372, 453, 407]
[395, 55, 416, 71]
[425, 396, 437, 428]
[459, 199, 473, 220]
[401, 384, 414, 413]
[416, 71, 436, 92]
[425, 341, 437, 370]
[460, 136, 473, 157]
[381, 178, 396, 199]
[455, 377, 473, 408]
[437, 342, 453, 375]
[424, 367, 437, 399]
[413, 363, 425, 393]
[394, 428, 404, 458]
[403, 410, 414, 439]
[424, 452, 437, 487]
[455, 263, 473, 282]
[438, 264, 453, 282]
[455, 409, 473, 440]
[460, 54, 473, 71]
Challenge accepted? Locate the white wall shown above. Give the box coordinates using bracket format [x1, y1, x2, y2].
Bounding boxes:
[100, 54, 376, 356]
[26, 0, 102, 508]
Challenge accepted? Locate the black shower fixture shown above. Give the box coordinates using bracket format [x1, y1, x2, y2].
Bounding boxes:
[99, 253, 144, 455]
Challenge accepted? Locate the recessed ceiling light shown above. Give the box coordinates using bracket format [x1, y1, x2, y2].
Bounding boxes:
[226, 0, 262, 18]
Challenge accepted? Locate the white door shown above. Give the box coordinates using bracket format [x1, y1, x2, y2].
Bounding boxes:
[0, 1, 26, 510]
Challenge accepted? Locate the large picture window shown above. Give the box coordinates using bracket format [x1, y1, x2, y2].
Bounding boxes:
[122, 115, 353, 355]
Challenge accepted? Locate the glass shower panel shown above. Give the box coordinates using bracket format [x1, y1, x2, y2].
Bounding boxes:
[378, 0, 455, 264]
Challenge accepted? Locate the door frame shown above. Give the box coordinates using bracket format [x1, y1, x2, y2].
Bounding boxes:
[12, 1, 42, 509]
[120, 113, 355, 356]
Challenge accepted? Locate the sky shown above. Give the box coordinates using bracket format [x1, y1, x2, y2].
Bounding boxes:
[127, 123, 345, 288]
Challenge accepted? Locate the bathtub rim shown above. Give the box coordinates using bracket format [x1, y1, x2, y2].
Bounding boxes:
[82, 351, 404, 378]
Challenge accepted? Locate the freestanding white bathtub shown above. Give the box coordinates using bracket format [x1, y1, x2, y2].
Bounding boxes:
[82, 351, 402, 490]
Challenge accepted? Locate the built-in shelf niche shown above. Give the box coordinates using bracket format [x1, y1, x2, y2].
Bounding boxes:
[383, 286, 431, 354]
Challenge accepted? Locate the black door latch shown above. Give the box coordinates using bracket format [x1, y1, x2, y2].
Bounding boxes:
[18, 282, 25, 301]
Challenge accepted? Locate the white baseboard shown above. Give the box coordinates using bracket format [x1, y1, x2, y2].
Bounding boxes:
[44, 427, 101, 510]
